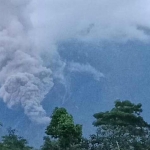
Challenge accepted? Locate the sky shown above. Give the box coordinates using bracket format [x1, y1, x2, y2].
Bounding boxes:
[1, 0, 150, 148]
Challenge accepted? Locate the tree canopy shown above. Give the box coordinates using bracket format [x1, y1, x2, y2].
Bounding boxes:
[46, 107, 82, 149]
[1, 100, 150, 150]
[92, 100, 150, 150]
[0, 128, 33, 150]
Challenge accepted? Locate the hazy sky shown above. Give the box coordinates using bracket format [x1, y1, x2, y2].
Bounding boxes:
[0, 0, 150, 148]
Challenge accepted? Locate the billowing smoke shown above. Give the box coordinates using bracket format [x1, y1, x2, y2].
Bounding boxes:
[30, 0, 150, 44]
[2, 0, 149, 124]
[0, 0, 53, 124]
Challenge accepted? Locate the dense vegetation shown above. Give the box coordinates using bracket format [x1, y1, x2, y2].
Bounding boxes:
[1, 100, 150, 150]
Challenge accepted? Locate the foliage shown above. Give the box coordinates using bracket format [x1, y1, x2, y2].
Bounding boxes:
[0, 128, 33, 150]
[92, 100, 150, 150]
[41, 136, 89, 150]
[41, 136, 59, 150]
[1, 100, 150, 150]
[46, 107, 82, 149]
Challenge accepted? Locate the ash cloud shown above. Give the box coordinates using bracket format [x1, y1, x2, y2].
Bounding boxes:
[0, 0, 53, 124]
[1, 0, 150, 124]
[30, 0, 150, 43]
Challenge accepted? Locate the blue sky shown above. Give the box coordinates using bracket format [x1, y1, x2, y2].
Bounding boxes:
[1, 0, 150, 148]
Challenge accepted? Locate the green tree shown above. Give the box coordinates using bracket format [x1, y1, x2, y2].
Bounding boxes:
[41, 136, 59, 150]
[46, 107, 82, 150]
[92, 100, 150, 150]
[0, 128, 33, 150]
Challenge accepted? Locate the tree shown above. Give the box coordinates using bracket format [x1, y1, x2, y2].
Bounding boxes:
[41, 136, 59, 150]
[46, 107, 82, 149]
[92, 100, 150, 150]
[0, 128, 33, 150]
